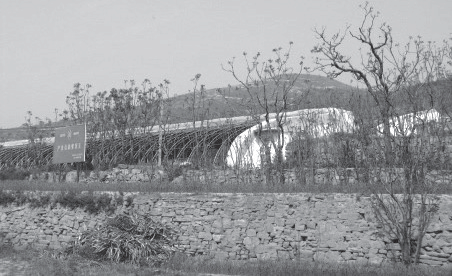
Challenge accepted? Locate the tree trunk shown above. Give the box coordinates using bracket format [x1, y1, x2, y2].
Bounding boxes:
[381, 108, 394, 167]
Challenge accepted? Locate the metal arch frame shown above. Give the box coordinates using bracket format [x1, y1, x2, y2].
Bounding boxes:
[212, 123, 254, 165]
[179, 128, 209, 160]
[135, 135, 150, 162]
[164, 131, 193, 160]
[140, 134, 160, 162]
[0, 121, 256, 169]
[0, 144, 54, 169]
[159, 131, 190, 161]
[40, 145, 53, 166]
[186, 127, 227, 162]
[109, 137, 128, 165]
[88, 139, 111, 167]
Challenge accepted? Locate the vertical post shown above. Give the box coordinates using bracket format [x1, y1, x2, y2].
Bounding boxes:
[158, 94, 163, 167]
[76, 162, 80, 183]
[58, 163, 62, 182]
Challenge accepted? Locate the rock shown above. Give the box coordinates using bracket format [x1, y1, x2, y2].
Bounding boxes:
[222, 218, 233, 229]
[162, 211, 175, 217]
[198, 232, 212, 241]
[112, 168, 121, 174]
[135, 173, 148, 181]
[419, 258, 445, 266]
[65, 171, 78, 182]
[295, 222, 306, 231]
[214, 251, 229, 260]
[120, 169, 129, 175]
[368, 255, 384, 265]
[331, 241, 347, 251]
[211, 219, 222, 229]
[427, 222, 444, 233]
[315, 251, 342, 262]
[386, 243, 401, 251]
[45, 172, 57, 183]
[246, 229, 257, 237]
[258, 250, 278, 260]
[306, 221, 316, 229]
[285, 219, 296, 228]
[443, 246, 452, 254]
[426, 252, 450, 259]
[58, 235, 72, 243]
[131, 168, 141, 175]
[117, 164, 128, 169]
[212, 234, 224, 242]
[171, 175, 185, 187]
[341, 251, 354, 261]
[277, 250, 290, 259]
[98, 171, 109, 181]
[152, 169, 168, 180]
[369, 240, 385, 249]
[298, 250, 314, 260]
[354, 257, 368, 265]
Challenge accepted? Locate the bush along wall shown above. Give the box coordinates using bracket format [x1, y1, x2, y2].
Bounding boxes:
[0, 192, 451, 267]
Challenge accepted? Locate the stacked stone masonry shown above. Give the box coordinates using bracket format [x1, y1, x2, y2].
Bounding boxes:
[1, 193, 452, 267]
[31, 165, 452, 188]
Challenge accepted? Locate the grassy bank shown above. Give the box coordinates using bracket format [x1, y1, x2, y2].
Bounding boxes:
[0, 245, 450, 276]
[2, 179, 452, 194]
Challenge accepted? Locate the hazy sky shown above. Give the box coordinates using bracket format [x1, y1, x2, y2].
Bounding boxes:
[1, 0, 451, 128]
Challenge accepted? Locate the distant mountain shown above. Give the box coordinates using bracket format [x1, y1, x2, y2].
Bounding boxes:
[3, 74, 451, 143]
[0, 74, 360, 143]
[164, 74, 361, 124]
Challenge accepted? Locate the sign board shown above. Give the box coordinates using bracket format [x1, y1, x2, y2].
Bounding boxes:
[52, 124, 86, 164]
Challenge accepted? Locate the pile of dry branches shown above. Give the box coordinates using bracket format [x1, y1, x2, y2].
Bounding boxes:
[69, 212, 178, 266]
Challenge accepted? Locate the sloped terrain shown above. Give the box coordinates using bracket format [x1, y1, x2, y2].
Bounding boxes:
[165, 74, 363, 124]
[0, 74, 360, 142]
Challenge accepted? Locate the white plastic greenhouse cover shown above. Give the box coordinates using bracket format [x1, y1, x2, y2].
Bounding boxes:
[225, 108, 356, 168]
[376, 109, 442, 137]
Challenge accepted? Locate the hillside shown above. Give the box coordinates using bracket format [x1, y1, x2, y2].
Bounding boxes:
[0, 74, 367, 142]
[165, 74, 362, 124]
[2, 74, 451, 144]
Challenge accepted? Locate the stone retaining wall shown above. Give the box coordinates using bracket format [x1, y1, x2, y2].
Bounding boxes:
[30, 165, 452, 187]
[1, 193, 452, 267]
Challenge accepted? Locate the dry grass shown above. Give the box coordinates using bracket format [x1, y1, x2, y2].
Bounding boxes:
[163, 253, 452, 276]
[1, 244, 450, 276]
[2, 178, 452, 194]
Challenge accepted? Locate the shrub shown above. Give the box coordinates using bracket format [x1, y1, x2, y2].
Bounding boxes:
[13, 190, 28, 206]
[0, 189, 128, 214]
[0, 190, 16, 206]
[28, 193, 52, 208]
[124, 196, 133, 207]
[54, 191, 123, 214]
[0, 167, 30, 180]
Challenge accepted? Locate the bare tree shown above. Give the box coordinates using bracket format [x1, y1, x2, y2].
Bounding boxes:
[66, 83, 91, 125]
[222, 42, 306, 186]
[64, 80, 165, 169]
[312, 2, 452, 265]
[185, 74, 213, 168]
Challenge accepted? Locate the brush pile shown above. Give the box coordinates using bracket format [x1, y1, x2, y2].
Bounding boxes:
[69, 212, 178, 266]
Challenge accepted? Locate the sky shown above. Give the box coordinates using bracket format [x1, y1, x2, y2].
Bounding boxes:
[1, 0, 451, 129]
